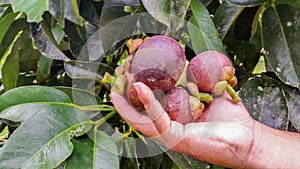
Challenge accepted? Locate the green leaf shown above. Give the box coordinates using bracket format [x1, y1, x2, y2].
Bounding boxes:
[0, 18, 25, 61]
[227, 0, 267, 7]
[54, 86, 102, 106]
[214, 1, 245, 40]
[166, 150, 209, 169]
[19, 48, 41, 72]
[100, 0, 139, 26]
[11, 0, 48, 22]
[31, 23, 70, 61]
[0, 11, 18, 43]
[79, 0, 101, 25]
[93, 131, 119, 169]
[36, 55, 53, 82]
[48, 0, 65, 27]
[64, 20, 87, 57]
[283, 87, 300, 132]
[188, 0, 227, 55]
[0, 104, 91, 169]
[65, 136, 94, 169]
[64, 60, 114, 80]
[51, 25, 65, 44]
[275, 0, 300, 8]
[141, 0, 190, 32]
[2, 37, 20, 91]
[262, 5, 300, 88]
[0, 85, 71, 112]
[239, 77, 289, 130]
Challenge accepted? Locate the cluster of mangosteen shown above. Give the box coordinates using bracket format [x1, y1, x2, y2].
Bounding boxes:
[104, 35, 240, 124]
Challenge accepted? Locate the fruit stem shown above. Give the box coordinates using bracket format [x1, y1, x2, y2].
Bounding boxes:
[102, 72, 116, 84]
[197, 92, 213, 103]
[225, 85, 241, 103]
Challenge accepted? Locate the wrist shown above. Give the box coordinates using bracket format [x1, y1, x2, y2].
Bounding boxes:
[246, 121, 300, 169]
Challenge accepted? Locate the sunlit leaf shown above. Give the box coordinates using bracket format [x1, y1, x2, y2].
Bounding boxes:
[141, 0, 190, 32]
[11, 0, 48, 22]
[188, 0, 226, 55]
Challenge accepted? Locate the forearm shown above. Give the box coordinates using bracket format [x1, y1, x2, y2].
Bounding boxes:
[247, 121, 300, 169]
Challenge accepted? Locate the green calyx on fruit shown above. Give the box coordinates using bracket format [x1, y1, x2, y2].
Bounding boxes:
[186, 51, 241, 103]
[186, 82, 213, 103]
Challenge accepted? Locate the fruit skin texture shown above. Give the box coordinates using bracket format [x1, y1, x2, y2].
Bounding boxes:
[186, 51, 231, 93]
[163, 86, 194, 124]
[131, 35, 186, 92]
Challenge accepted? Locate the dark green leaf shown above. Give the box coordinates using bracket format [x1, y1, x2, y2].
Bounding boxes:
[0, 85, 71, 112]
[64, 60, 113, 80]
[11, 0, 47, 22]
[19, 48, 41, 72]
[64, 20, 87, 57]
[31, 23, 70, 61]
[141, 0, 190, 32]
[0, 18, 25, 61]
[54, 86, 102, 106]
[0, 104, 91, 169]
[0, 11, 18, 43]
[65, 136, 94, 169]
[283, 87, 300, 132]
[262, 5, 300, 88]
[188, 0, 226, 55]
[49, 0, 65, 27]
[166, 150, 209, 169]
[2, 37, 20, 91]
[275, 0, 300, 8]
[79, 0, 101, 25]
[93, 130, 119, 169]
[239, 77, 289, 130]
[214, 1, 244, 40]
[36, 55, 53, 82]
[100, 0, 139, 26]
[51, 25, 65, 44]
[227, 0, 267, 7]
[65, 0, 83, 25]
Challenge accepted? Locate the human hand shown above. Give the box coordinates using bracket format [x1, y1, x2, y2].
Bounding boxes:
[110, 82, 258, 168]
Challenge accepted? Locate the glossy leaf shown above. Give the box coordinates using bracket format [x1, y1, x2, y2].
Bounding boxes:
[284, 87, 300, 132]
[214, 1, 244, 40]
[188, 0, 226, 55]
[54, 86, 102, 106]
[239, 77, 289, 130]
[11, 0, 48, 22]
[227, 0, 267, 7]
[93, 131, 119, 169]
[141, 0, 190, 32]
[262, 5, 300, 88]
[0, 85, 71, 112]
[65, 136, 94, 169]
[64, 20, 87, 57]
[2, 37, 20, 91]
[36, 55, 53, 82]
[31, 23, 70, 61]
[19, 48, 41, 72]
[275, 0, 300, 8]
[64, 60, 113, 80]
[0, 18, 24, 62]
[0, 11, 18, 43]
[100, 0, 139, 26]
[51, 25, 65, 44]
[0, 104, 91, 169]
[166, 150, 209, 169]
[79, 0, 101, 25]
[49, 0, 65, 27]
